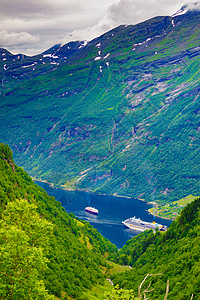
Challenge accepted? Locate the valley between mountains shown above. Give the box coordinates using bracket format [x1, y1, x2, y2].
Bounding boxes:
[0, 131, 200, 299]
[1, 3, 200, 299]
[0, 8, 200, 207]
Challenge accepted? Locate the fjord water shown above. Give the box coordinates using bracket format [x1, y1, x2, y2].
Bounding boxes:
[35, 181, 171, 248]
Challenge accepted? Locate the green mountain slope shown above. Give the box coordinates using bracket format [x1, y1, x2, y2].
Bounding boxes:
[112, 196, 200, 299]
[0, 10, 200, 203]
[0, 41, 85, 92]
[1, 143, 200, 299]
[0, 144, 117, 299]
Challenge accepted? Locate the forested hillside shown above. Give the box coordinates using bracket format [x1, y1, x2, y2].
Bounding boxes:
[1, 143, 200, 299]
[0, 8, 200, 203]
[111, 197, 200, 299]
[0, 144, 117, 299]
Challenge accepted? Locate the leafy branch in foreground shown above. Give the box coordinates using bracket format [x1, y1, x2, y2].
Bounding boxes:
[105, 274, 194, 300]
[104, 284, 137, 299]
[0, 199, 54, 300]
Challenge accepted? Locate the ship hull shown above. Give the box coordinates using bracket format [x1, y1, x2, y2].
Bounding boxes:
[122, 221, 147, 231]
[85, 207, 98, 214]
[122, 217, 167, 232]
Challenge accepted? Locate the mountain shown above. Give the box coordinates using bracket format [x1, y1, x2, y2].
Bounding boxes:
[172, 2, 200, 17]
[0, 143, 117, 299]
[0, 40, 87, 91]
[0, 7, 200, 204]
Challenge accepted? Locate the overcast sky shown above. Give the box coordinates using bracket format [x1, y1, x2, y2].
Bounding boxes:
[0, 0, 194, 55]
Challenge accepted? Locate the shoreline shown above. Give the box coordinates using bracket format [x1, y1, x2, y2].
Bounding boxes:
[34, 178, 172, 222]
[32, 178, 55, 188]
[33, 178, 147, 203]
[148, 208, 172, 221]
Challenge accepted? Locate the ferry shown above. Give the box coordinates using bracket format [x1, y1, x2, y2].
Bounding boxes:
[122, 217, 167, 232]
[85, 206, 99, 214]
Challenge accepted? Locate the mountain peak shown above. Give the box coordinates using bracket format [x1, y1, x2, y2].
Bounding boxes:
[172, 2, 200, 17]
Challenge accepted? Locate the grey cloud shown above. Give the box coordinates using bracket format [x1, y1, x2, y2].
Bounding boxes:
[0, 0, 111, 21]
[62, 0, 186, 46]
[0, 0, 194, 55]
[0, 0, 112, 54]
[107, 0, 185, 25]
[0, 0, 80, 19]
[0, 30, 39, 47]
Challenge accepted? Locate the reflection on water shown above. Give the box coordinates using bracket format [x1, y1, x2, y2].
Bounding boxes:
[35, 181, 172, 248]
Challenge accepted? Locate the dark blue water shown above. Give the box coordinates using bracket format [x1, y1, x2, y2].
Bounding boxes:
[35, 181, 172, 248]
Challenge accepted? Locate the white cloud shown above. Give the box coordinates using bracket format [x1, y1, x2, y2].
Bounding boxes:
[0, 0, 116, 54]
[0, 0, 197, 55]
[107, 0, 186, 24]
[61, 14, 116, 44]
[61, 0, 186, 45]
[0, 30, 39, 47]
[185, 2, 200, 11]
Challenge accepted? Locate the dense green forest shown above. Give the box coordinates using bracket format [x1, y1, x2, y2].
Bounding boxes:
[1, 142, 200, 300]
[1, 143, 200, 300]
[0, 144, 118, 299]
[111, 197, 200, 299]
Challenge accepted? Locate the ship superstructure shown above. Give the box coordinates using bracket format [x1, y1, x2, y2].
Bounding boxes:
[85, 206, 99, 214]
[122, 217, 167, 232]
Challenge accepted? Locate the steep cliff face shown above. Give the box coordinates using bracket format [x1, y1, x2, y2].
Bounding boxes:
[0, 9, 200, 202]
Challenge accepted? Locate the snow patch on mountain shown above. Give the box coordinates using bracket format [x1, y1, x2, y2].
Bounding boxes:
[83, 40, 88, 47]
[79, 40, 88, 49]
[21, 63, 37, 68]
[172, 7, 188, 17]
[104, 53, 110, 59]
[172, 2, 200, 17]
[43, 54, 52, 58]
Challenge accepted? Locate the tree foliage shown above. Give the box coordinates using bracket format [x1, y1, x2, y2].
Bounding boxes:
[0, 199, 53, 300]
[104, 285, 137, 300]
[112, 198, 200, 299]
[1, 143, 200, 299]
[0, 144, 117, 299]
